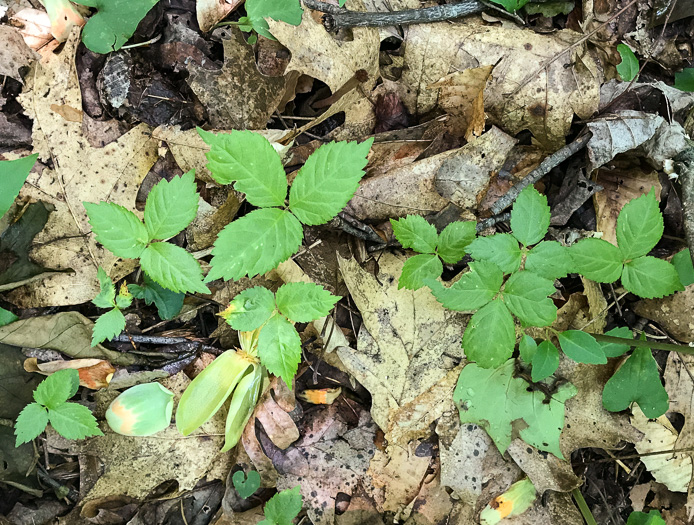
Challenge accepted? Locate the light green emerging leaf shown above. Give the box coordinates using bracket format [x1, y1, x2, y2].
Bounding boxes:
[519, 335, 537, 364]
[510, 186, 550, 247]
[33, 369, 79, 410]
[275, 282, 339, 323]
[140, 242, 210, 294]
[616, 44, 639, 82]
[84, 201, 149, 259]
[622, 256, 684, 298]
[399, 254, 443, 290]
[502, 271, 557, 327]
[426, 261, 502, 312]
[14, 403, 48, 446]
[462, 299, 515, 368]
[525, 241, 574, 280]
[672, 248, 694, 286]
[47, 402, 103, 440]
[223, 287, 277, 331]
[616, 188, 663, 261]
[289, 139, 373, 225]
[569, 238, 623, 283]
[0, 154, 37, 219]
[531, 341, 560, 382]
[467, 233, 521, 274]
[437, 220, 476, 264]
[258, 314, 301, 389]
[390, 215, 438, 254]
[144, 171, 199, 240]
[93, 267, 116, 309]
[222, 365, 263, 452]
[260, 486, 303, 525]
[558, 330, 606, 364]
[92, 307, 126, 346]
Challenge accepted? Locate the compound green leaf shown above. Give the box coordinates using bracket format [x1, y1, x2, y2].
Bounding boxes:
[289, 139, 373, 225]
[425, 261, 502, 311]
[258, 314, 301, 388]
[91, 308, 126, 346]
[0, 153, 37, 219]
[222, 286, 277, 331]
[502, 271, 557, 327]
[599, 326, 633, 358]
[674, 68, 694, 92]
[531, 341, 559, 382]
[454, 359, 576, 457]
[510, 186, 551, 247]
[128, 273, 184, 320]
[616, 44, 639, 81]
[390, 215, 438, 254]
[602, 346, 669, 418]
[33, 369, 79, 410]
[622, 256, 684, 299]
[260, 486, 303, 525]
[519, 335, 537, 364]
[14, 402, 48, 446]
[558, 330, 606, 364]
[84, 201, 148, 259]
[617, 188, 664, 261]
[72, 0, 159, 54]
[207, 208, 303, 281]
[525, 241, 574, 280]
[144, 171, 199, 241]
[569, 238, 623, 283]
[93, 267, 116, 309]
[467, 233, 521, 274]
[246, 0, 304, 26]
[47, 402, 103, 440]
[276, 282, 339, 323]
[672, 248, 694, 286]
[437, 220, 476, 264]
[399, 254, 443, 290]
[198, 128, 287, 208]
[140, 242, 210, 294]
[462, 299, 515, 368]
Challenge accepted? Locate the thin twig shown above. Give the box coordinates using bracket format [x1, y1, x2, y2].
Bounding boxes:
[675, 144, 694, 267]
[476, 212, 511, 232]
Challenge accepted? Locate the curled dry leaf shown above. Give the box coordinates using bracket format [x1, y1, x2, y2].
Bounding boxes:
[23, 357, 115, 389]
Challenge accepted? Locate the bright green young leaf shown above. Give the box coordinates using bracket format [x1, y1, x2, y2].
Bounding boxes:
[569, 238, 623, 283]
[91, 307, 126, 346]
[72, 0, 160, 54]
[525, 241, 574, 280]
[488, 0, 531, 13]
[622, 256, 684, 298]
[519, 335, 537, 364]
[276, 282, 339, 323]
[222, 286, 277, 331]
[399, 254, 443, 290]
[425, 261, 502, 311]
[222, 365, 263, 452]
[557, 330, 606, 364]
[602, 346, 669, 418]
[258, 314, 301, 388]
[33, 369, 79, 409]
[674, 68, 694, 92]
[626, 509, 665, 525]
[140, 242, 210, 294]
[616, 188, 663, 261]
[245, 0, 304, 26]
[93, 267, 116, 308]
[454, 359, 576, 457]
[616, 44, 639, 81]
[246, 17, 272, 41]
[128, 273, 184, 320]
[47, 402, 103, 440]
[502, 271, 557, 327]
[599, 326, 633, 358]
[467, 233, 521, 274]
[115, 284, 133, 310]
[531, 341, 560, 382]
[84, 201, 148, 259]
[207, 208, 303, 281]
[672, 248, 694, 286]
[260, 486, 303, 525]
[289, 138, 373, 225]
[462, 299, 515, 368]
[510, 186, 551, 247]
[437, 220, 476, 264]
[0, 153, 37, 219]
[0, 307, 18, 327]
[14, 402, 48, 446]
[390, 215, 438, 254]
[198, 128, 287, 208]
[144, 171, 199, 240]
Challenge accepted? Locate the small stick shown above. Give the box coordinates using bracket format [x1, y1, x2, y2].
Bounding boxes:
[476, 212, 511, 232]
[675, 144, 694, 268]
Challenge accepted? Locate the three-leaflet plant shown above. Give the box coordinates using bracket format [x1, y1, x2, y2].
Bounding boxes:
[84, 170, 209, 295]
[199, 129, 373, 282]
[91, 266, 134, 346]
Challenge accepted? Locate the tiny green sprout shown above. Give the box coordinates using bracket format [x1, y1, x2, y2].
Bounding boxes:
[106, 382, 174, 436]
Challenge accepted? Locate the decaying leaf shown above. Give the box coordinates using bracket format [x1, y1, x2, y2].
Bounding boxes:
[23, 357, 115, 389]
[633, 284, 694, 343]
[0, 25, 38, 82]
[196, 0, 242, 32]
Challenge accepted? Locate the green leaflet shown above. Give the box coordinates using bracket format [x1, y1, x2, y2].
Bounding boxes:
[14, 403, 48, 447]
[0, 154, 37, 219]
[33, 369, 79, 409]
[462, 299, 515, 368]
[84, 202, 148, 259]
[144, 171, 199, 240]
[569, 238, 623, 283]
[260, 486, 303, 525]
[275, 282, 340, 322]
[207, 208, 303, 281]
[616, 188, 663, 261]
[289, 139, 373, 225]
[467, 233, 521, 274]
[616, 44, 639, 82]
[509, 186, 550, 247]
[91, 307, 126, 346]
[246, 0, 304, 25]
[258, 314, 301, 389]
[674, 68, 694, 92]
[390, 215, 438, 254]
[626, 510, 665, 525]
[519, 335, 537, 365]
[501, 271, 557, 327]
[199, 128, 287, 208]
[672, 248, 694, 286]
[425, 261, 502, 312]
[599, 326, 633, 358]
[398, 253, 443, 290]
[525, 241, 574, 280]
[437, 220, 476, 264]
[140, 242, 209, 294]
[557, 330, 606, 364]
[531, 341, 560, 382]
[93, 267, 116, 309]
[47, 402, 104, 440]
[128, 273, 184, 320]
[223, 286, 277, 332]
[602, 345, 669, 418]
[622, 256, 684, 298]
